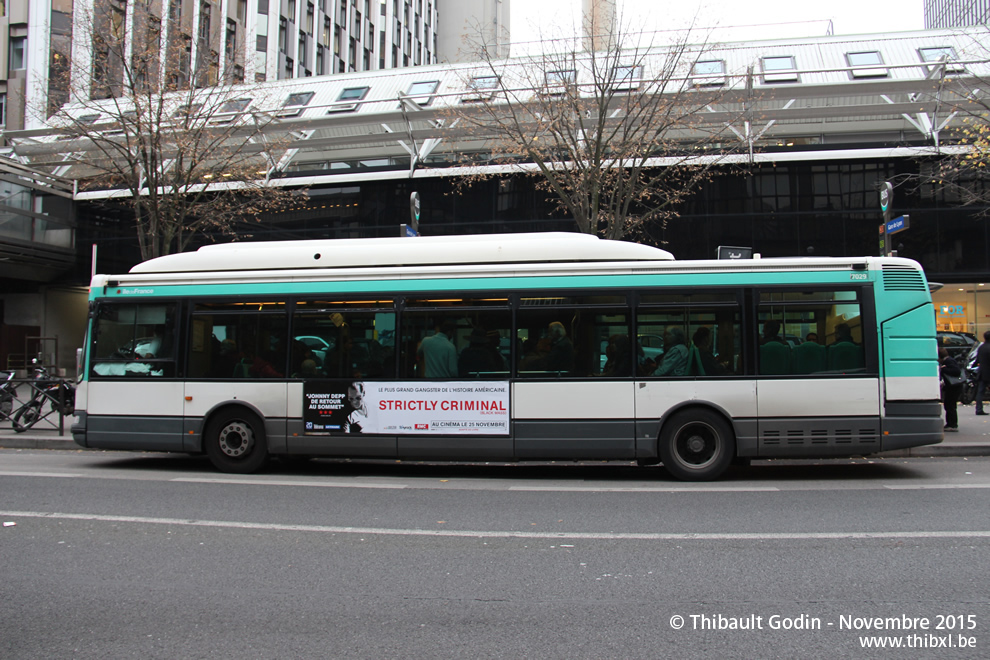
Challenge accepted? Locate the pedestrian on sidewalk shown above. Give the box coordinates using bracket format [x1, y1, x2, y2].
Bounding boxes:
[940, 348, 964, 431]
[976, 330, 990, 416]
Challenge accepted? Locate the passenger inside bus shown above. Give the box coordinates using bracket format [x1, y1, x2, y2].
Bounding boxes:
[654, 327, 688, 376]
[545, 321, 575, 374]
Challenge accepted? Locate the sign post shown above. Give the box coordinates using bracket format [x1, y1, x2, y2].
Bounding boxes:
[879, 182, 893, 257]
[401, 191, 421, 237]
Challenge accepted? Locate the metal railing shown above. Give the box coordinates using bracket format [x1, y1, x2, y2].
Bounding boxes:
[0, 375, 75, 436]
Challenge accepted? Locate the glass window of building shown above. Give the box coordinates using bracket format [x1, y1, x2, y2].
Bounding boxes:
[692, 60, 726, 86]
[329, 85, 370, 112]
[846, 51, 888, 78]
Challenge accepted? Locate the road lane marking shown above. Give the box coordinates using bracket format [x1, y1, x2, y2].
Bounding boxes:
[509, 486, 779, 492]
[884, 483, 990, 490]
[0, 472, 82, 478]
[171, 477, 407, 489]
[4, 510, 990, 541]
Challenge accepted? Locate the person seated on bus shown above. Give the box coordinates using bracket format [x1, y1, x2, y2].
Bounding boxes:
[140, 325, 166, 358]
[239, 350, 283, 379]
[828, 322, 864, 371]
[689, 326, 725, 376]
[459, 327, 499, 377]
[655, 327, 688, 376]
[758, 320, 791, 375]
[518, 336, 550, 373]
[602, 334, 634, 377]
[292, 358, 322, 378]
[760, 320, 787, 346]
[545, 321, 575, 374]
[792, 332, 826, 374]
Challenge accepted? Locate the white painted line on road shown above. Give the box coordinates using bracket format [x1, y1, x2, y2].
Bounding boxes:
[884, 483, 990, 490]
[0, 471, 82, 478]
[170, 477, 407, 489]
[509, 486, 780, 492]
[4, 510, 990, 541]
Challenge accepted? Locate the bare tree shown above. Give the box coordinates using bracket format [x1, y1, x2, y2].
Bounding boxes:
[932, 50, 990, 214]
[886, 32, 990, 216]
[29, 1, 297, 260]
[449, 11, 743, 240]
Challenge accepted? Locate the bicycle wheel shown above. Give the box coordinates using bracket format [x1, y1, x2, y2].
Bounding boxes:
[12, 400, 43, 432]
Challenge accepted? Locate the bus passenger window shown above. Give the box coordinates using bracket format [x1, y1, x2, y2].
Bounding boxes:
[292, 306, 396, 379]
[758, 290, 867, 376]
[400, 299, 510, 379]
[637, 298, 741, 378]
[188, 303, 288, 379]
[517, 301, 628, 378]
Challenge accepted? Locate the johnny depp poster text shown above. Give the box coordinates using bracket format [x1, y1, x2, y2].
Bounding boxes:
[303, 381, 510, 435]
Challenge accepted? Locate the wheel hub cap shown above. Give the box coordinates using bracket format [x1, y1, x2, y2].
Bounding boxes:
[218, 421, 253, 458]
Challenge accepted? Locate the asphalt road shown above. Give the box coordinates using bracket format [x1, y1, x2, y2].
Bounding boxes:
[2, 450, 990, 659]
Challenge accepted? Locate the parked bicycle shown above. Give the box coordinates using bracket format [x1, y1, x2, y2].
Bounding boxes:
[0, 370, 16, 422]
[11, 360, 75, 433]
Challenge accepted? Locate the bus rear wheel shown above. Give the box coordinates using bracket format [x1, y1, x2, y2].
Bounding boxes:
[204, 408, 269, 474]
[659, 409, 734, 481]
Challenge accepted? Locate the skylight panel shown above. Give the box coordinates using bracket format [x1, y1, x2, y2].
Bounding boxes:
[405, 80, 440, 105]
[846, 51, 888, 79]
[919, 46, 965, 74]
[328, 86, 370, 113]
[612, 65, 642, 92]
[278, 91, 316, 117]
[692, 60, 726, 86]
[460, 76, 499, 103]
[209, 98, 253, 125]
[761, 56, 798, 83]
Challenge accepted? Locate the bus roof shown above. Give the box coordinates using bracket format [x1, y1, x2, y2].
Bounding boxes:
[129, 232, 675, 274]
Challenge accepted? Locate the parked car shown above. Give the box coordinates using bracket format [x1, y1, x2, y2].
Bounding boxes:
[937, 331, 977, 361]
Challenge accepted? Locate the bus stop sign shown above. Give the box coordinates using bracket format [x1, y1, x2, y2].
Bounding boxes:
[879, 182, 893, 213]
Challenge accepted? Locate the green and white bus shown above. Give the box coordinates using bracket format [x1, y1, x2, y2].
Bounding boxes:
[72, 232, 942, 480]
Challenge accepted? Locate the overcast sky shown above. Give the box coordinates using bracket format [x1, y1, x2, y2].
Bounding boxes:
[510, 0, 927, 55]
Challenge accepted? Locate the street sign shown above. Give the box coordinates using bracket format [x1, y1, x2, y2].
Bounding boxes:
[886, 214, 910, 235]
[409, 191, 421, 231]
[399, 223, 419, 237]
[879, 182, 893, 212]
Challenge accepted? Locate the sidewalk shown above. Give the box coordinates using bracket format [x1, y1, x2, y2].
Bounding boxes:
[2, 411, 990, 457]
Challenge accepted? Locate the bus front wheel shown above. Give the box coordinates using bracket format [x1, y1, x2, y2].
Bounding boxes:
[204, 408, 269, 474]
[659, 409, 734, 481]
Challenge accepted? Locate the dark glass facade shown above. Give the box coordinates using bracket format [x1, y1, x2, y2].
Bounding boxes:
[73, 156, 989, 287]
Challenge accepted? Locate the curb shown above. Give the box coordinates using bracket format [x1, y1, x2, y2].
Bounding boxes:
[0, 435, 76, 450]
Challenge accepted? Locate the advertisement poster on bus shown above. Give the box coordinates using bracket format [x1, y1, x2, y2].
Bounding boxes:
[303, 380, 510, 435]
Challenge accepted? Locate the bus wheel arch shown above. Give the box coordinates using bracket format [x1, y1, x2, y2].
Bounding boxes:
[658, 405, 735, 481]
[203, 404, 270, 474]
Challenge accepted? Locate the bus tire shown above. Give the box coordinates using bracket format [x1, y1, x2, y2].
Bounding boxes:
[204, 408, 269, 474]
[659, 409, 735, 481]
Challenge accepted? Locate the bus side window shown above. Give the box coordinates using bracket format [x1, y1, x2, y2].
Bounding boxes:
[758, 289, 867, 376]
[637, 294, 741, 378]
[516, 295, 628, 379]
[188, 303, 288, 379]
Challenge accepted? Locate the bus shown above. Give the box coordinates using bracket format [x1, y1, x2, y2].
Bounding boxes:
[71, 232, 942, 481]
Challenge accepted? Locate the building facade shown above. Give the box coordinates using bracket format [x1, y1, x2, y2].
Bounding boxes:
[0, 0, 460, 134]
[924, 0, 990, 28]
[4, 22, 990, 371]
